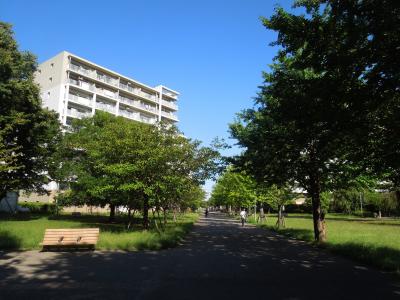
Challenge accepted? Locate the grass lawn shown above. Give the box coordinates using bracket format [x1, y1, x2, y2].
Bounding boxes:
[0, 212, 198, 251]
[249, 213, 400, 273]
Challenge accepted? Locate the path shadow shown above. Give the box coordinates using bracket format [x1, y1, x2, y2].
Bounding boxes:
[0, 212, 399, 300]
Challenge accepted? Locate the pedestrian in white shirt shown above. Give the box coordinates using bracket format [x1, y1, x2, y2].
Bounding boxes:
[240, 209, 247, 227]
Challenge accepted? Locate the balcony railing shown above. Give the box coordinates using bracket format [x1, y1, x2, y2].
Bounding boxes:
[68, 94, 93, 107]
[96, 88, 117, 99]
[97, 74, 119, 86]
[96, 102, 116, 113]
[119, 83, 158, 102]
[119, 95, 140, 107]
[68, 78, 96, 91]
[119, 96, 157, 114]
[163, 91, 178, 99]
[67, 108, 91, 119]
[119, 109, 141, 121]
[161, 100, 178, 110]
[140, 103, 157, 113]
[161, 111, 178, 121]
[119, 83, 139, 94]
[139, 91, 157, 102]
[140, 116, 157, 124]
[69, 63, 95, 77]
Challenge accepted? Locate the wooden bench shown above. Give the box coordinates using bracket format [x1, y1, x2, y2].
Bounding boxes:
[41, 228, 100, 250]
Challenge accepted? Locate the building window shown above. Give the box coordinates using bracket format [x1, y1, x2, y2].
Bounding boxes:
[50, 63, 54, 68]
[49, 77, 52, 82]
[47, 92, 50, 99]
[38, 69, 41, 74]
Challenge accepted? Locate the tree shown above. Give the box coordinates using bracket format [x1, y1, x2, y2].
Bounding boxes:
[210, 168, 257, 214]
[0, 22, 61, 201]
[55, 112, 221, 228]
[230, 0, 400, 241]
[230, 55, 355, 241]
[262, 185, 293, 229]
[265, 0, 400, 200]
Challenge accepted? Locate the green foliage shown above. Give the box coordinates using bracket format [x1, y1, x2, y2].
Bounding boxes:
[329, 190, 399, 216]
[260, 184, 293, 211]
[0, 22, 61, 199]
[230, 0, 400, 241]
[210, 168, 257, 210]
[18, 202, 57, 214]
[53, 112, 221, 226]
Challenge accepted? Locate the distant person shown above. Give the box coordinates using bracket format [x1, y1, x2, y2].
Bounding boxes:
[240, 209, 247, 226]
[205, 208, 209, 217]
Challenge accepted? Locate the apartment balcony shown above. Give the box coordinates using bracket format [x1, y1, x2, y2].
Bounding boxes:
[68, 94, 93, 108]
[68, 78, 96, 92]
[67, 108, 91, 119]
[140, 102, 157, 113]
[161, 111, 178, 121]
[69, 63, 96, 78]
[139, 91, 157, 102]
[119, 83, 142, 96]
[96, 88, 117, 100]
[69, 64, 121, 90]
[119, 109, 140, 121]
[163, 90, 178, 99]
[161, 100, 178, 111]
[96, 102, 116, 114]
[97, 74, 119, 87]
[119, 95, 140, 107]
[140, 115, 157, 124]
[119, 96, 157, 115]
[118, 83, 158, 103]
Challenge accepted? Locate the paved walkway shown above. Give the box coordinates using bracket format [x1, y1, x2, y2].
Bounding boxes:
[0, 212, 399, 299]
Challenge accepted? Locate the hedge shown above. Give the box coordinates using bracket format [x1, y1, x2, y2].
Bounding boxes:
[18, 202, 58, 214]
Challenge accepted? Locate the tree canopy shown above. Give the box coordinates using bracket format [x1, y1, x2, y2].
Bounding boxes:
[230, 0, 399, 242]
[55, 112, 221, 228]
[0, 22, 61, 200]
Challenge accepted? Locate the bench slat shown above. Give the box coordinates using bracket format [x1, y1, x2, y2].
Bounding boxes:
[42, 228, 100, 249]
[45, 229, 99, 234]
[46, 228, 99, 232]
[43, 238, 99, 242]
[44, 234, 99, 237]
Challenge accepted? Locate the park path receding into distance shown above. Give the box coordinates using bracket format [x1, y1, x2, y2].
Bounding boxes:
[0, 212, 399, 300]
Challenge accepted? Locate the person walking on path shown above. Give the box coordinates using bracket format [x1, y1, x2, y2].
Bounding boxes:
[240, 209, 247, 226]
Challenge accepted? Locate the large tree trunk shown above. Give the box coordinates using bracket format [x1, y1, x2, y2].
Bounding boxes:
[109, 204, 116, 222]
[310, 175, 327, 242]
[143, 196, 149, 230]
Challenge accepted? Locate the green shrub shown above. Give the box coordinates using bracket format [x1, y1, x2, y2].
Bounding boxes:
[19, 202, 58, 214]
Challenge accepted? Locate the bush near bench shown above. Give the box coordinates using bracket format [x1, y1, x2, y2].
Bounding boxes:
[19, 202, 57, 214]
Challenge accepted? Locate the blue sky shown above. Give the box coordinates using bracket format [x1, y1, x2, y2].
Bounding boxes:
[1, 0, 294, 196]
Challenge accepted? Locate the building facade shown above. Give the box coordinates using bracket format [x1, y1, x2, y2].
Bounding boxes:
[35, 51, 179, 127]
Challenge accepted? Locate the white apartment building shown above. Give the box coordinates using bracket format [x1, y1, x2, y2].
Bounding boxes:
[35, 51, 179, 127]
